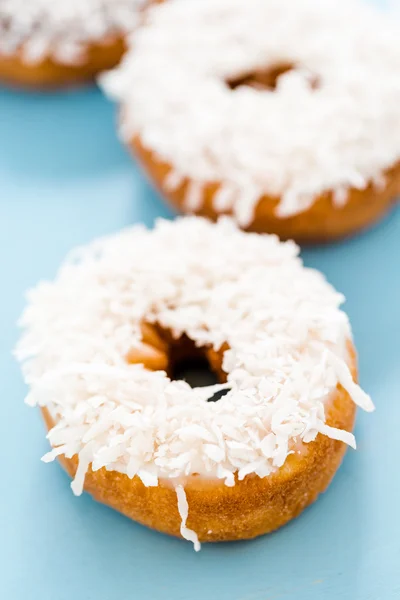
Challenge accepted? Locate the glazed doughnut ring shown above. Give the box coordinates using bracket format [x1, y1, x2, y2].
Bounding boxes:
[0, 0, 148, 88]
[102, 0, 400, 242]
[17, 218, 373, 549]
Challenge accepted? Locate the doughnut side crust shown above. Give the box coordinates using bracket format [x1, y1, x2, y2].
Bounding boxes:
[0, 36, 126, 89]
[131, 136, 400, 244]
[41, 354, 357, 543]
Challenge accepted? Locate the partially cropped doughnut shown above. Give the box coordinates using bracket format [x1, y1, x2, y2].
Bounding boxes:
[16, 217, 373, 549]
[102, 0, 400, 242]
[0, 0, 148, 88]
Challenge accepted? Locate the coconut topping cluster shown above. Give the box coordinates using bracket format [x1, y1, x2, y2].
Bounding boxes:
[0, 0, 146, 64]
[102, 0, 400, 224]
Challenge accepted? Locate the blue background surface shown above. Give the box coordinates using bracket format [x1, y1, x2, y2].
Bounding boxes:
[1, 53, 399, 600]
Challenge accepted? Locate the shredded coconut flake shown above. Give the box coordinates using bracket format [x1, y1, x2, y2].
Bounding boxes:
[16, 217, 373, 548]
[101, 0, 400, 225]
[0, 0, 146, 64]
[176, 485, 201, 551]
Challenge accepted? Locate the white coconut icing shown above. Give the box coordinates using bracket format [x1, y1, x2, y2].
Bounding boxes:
[101, 0, 400, 225]
[0, 0, 146, 64]
[16, 217, 373, 549]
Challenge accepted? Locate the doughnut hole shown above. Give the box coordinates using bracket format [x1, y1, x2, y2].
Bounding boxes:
[127, 324, 229, 402]
[227, 62, 320, 91]
[169, 336, 229, 402]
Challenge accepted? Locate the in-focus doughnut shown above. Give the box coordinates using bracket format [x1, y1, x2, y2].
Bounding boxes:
[16, 217, 374, 549]
[0, 0, 148, 88]
[102, 0, 400, 242]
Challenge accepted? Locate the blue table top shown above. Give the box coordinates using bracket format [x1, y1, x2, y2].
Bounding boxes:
[1, 80, 399, 600]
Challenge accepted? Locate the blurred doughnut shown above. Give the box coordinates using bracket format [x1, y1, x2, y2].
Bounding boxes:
[0, 0, 148, 88]
[102, 0, 400, 242]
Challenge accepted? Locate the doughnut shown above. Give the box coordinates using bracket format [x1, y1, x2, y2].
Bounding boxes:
[101, 0, 400, 242]
[0, 0, 148, 88]
[16, 217, 374, 549]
